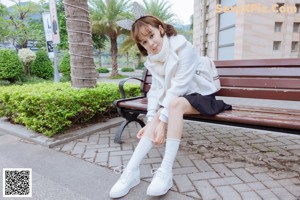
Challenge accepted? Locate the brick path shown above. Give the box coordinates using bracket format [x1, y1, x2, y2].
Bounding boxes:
[53, 121, 300, 200]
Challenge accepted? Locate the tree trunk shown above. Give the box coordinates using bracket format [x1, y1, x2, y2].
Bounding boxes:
[63, 0, 97, 88]
[98, 49, 102, 68]
[126, 51, 129, 67]
[110, 33, 119, 77]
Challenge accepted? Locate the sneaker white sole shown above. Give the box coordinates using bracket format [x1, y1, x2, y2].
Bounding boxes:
[146, 181, 173, 196]
[110, 178, 140, 199]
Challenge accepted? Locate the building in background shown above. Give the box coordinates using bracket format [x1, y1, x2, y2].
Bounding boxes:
[193, 0, 300, 60]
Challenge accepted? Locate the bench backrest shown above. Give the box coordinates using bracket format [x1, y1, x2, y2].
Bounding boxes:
[140, 58, 300, 101]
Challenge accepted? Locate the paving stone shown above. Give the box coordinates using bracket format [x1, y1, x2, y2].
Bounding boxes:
[194, 180, 221, 200]
[94, 152, 109, 163]
[177, 156, 194, 167]
[253, 173, 273, 182]
[173, 175, 195, 192]
[194, 159, 214, 172]
[209, 177, 243, 186]
[262, 180, 283, 188]
[268, 171, 299, 179]
[211, 163, 235, 177]
[240, 191, 262, 200]
[271, 187, 296, 200]
[232, 168, 258, 183]
[188, 171, 220, 181]
[248, 182, 266, 190]
[256, 189, 279, 200]
[232, 184, 252, 192]
[216, 185, 242, 200]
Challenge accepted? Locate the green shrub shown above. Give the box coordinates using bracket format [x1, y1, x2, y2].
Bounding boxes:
[58, 53, 70, 80]
[0, 49, 24, 82]
[97, 67, 109, 73]
[136, 62, 144, 69]
[0, 82, 140, 137]
[30, 50, 54, 80]
[121, 67, 135, 72]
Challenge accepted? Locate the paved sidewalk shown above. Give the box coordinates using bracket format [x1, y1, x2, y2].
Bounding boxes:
[52, 121, 300, 200]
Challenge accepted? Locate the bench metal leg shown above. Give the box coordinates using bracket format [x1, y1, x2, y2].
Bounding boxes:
[114, 119, 145, 144]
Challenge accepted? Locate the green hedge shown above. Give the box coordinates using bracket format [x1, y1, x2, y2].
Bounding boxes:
[0, 82, 140, 137]
[121, 67, 135, 72]
[97, 67, 109, 73]
[0, 49, 24, 82]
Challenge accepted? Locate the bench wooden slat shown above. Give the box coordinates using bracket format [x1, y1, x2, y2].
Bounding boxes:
[217, 88, 300, 100]
[220, 77, 300, 89]
[218, 67, 300, 77]
[185, 109, 300, 130]
[215, 58, 300, 67]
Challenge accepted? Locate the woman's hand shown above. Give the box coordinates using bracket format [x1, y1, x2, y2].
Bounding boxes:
[153, 121, 167, 144]
[137, 125, 147, 139]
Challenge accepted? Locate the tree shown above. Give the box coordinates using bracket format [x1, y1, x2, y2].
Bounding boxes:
[0, 3, 9, 42]
[92, 33, 108, 68]
[57, 0, 68, 50]
[4, 1, 43, 49]
[119, 0, 176, 68]
[89, 0, 131, 77]
[143, 0, 175, 23]
[63, 0, 97, 88]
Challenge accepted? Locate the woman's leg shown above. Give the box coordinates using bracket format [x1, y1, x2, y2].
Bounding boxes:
[125, 109, 162, 170]
[110, 110, 162, 198]
[147, 97, 199, 196]
[161, 97, 199, 172]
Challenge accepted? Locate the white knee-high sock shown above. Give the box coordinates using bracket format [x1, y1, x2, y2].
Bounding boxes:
[160, 138, 181, 172]
[126, 136, 153, 170]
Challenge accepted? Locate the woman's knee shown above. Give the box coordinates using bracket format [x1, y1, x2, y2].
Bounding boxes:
[168, 97, 187, 114]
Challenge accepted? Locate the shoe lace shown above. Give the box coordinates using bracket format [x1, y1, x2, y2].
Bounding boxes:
[113, 165, 125, 174]
[113, 165, 131, 183]
[151, 168, 165, 179]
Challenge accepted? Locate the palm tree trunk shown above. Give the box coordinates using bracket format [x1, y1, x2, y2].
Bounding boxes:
[98, 49, 102, 68]
[63, 0, 97, 88]
[110, 33, 119, 77]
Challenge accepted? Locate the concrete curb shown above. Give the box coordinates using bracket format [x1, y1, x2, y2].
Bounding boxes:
[0, 117, 123, 148]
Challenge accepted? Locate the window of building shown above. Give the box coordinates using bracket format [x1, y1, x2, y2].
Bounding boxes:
[273, 41, 281, 50]
[274, 22, 282, 32]
[292, 41, 299, 51]
[293, 23, 300, 32]
[276, 3, 285, 13]
[296, 4, 300, 13]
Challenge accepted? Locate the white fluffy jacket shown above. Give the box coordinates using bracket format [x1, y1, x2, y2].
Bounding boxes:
[144, 35, 219, 122]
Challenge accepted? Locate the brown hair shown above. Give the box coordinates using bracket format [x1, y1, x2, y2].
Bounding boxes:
[131, 16, 177, 56]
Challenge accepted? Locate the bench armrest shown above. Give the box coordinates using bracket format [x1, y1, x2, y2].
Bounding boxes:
[119, 77, 144, 99]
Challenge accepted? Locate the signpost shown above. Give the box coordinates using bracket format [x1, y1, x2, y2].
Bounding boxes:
[42, 13, 54, 59]
[48, 0, 61, 82]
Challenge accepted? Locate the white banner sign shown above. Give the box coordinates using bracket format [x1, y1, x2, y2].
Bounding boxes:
[49, 0, 60, 44]
[42, 12, 54, 58]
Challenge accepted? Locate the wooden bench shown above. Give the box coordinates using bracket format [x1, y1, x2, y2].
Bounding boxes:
[113, 58, 300, 144]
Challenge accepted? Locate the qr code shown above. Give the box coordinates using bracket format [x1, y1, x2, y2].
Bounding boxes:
[3, 168, 32, 197]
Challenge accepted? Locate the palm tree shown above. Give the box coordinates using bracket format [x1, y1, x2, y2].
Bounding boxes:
[63, 0, 97, 88]
[119, 0, 176, 67]
[89, 0, 131, 77]
[143, 0, 175, 23]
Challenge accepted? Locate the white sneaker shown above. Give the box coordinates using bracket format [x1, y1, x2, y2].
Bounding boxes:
[109, 167, 140, 198]
[146, 168, 173, 196]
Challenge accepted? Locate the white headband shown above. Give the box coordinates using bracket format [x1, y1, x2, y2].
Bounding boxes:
[116, 2, 147, 30]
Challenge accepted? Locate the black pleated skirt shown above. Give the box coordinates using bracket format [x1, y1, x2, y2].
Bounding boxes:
[183, 93, 232, 116]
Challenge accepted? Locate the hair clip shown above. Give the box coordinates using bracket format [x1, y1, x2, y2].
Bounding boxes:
[116, 2, 147, 30]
